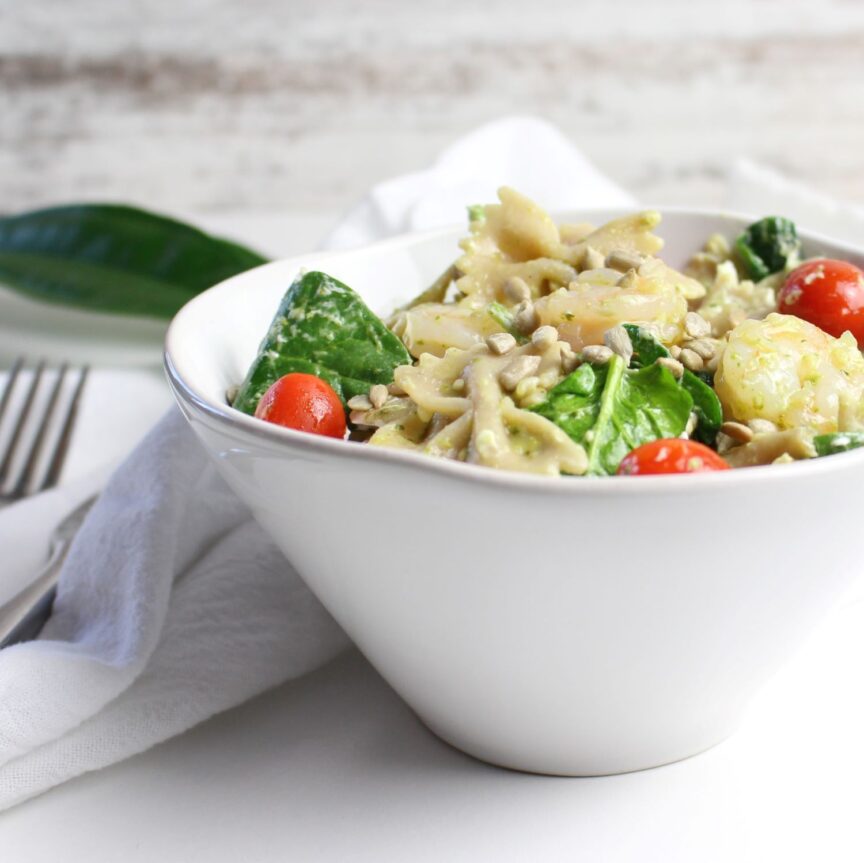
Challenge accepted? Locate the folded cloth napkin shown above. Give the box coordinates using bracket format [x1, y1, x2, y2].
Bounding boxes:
[0, 116, 635, 810]
[3, 116, 862, 811]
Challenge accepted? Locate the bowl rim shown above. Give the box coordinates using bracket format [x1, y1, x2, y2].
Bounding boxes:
[165, 204, 864, 496]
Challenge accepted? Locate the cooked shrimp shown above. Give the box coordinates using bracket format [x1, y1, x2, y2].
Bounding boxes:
[533, 271, 688, 350]
[715, 313, 864, 433]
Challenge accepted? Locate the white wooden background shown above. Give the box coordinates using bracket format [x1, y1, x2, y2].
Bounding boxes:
[3, 0, 864, 244]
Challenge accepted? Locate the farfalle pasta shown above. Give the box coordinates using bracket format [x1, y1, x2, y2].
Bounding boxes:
[234, 189, 864, 477]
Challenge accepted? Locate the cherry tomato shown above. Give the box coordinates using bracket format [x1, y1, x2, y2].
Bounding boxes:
[617, 439, 729, 476]
[254, 373, 346, 439]
[777, 259, 864, 341]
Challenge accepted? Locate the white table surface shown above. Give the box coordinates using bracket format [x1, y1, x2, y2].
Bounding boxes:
[2, 598, 864, 862]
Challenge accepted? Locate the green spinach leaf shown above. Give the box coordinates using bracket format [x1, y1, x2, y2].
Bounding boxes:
[531, 354, 693, 475]
[813, 432, 864, 457]
[622, 323, 722, 445]
[232, 271, 411, 413]
[680, 371, 722, 446]
[0, 204, 268, 319]
[735, 216, 801, 281]
[623, 323, 670, 368]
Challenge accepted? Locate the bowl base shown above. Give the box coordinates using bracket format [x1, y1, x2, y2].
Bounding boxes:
[420, 717, 740, 777]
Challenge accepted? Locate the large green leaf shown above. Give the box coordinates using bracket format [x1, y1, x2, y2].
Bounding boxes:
[531, 354, 693, 475]
[0, 204, 268, 319]
[623, 323, 722, 446]
[232, 270, 412, 413]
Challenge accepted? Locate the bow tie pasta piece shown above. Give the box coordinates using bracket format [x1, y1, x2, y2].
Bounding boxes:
[456, 187, 580, 305]
[576, 210, 665, 258]
[391, 346, 481, 418]
[461, 187, 579, 264]
[455, 255, 578, 308]
[465, 354, 587, 475]
[367, 343, 585, 475]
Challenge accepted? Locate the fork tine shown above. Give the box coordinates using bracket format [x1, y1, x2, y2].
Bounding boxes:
[0, 357, 24, 428]
[0, 360, 45, 487]
[9, 364, 69, 498]
[39, 365, 89, 493]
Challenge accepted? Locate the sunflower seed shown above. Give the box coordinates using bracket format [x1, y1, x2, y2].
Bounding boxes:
[679, 348, 705, 372]
[514, 301, 539, 334]
[369, 384, 389, 409]
[606, 249, 645, 273]
[487, 332, 517, 355]
[581, 345, 614, 365]
[747, 418, 778, 435]
[347, 394, 373, 411]
[531, 325, 559, 351]
[657, 357, 684, 379]
[504, 277, 531, 304]
[499, 355, 542, 391]
[684, 311, 712, 339]
[603, 325, 634, 365]
[720, 421, 754, 444]
[683, 338, 718, 361]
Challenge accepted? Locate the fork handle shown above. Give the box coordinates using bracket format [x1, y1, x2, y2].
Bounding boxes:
[0, 541, 68, 648]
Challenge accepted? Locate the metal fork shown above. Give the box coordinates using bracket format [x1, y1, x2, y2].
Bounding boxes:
[0, 495, 96, 647]
[0, 357, 89, 504]
[0, 357, 90, 647]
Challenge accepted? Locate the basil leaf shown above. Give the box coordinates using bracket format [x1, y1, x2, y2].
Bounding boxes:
[813, 432, 864, 456]
[0, 204, 268, 319]
[531, 354, 693, 475]
[233, 271, 411, 413]
[735, 216, 801, 281]
[623, 323, 722, 445]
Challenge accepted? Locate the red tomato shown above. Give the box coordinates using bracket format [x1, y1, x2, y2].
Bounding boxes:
[617, 439, 729, 476]
[777, 259, 864, 341]
[254, 373, 346, 439]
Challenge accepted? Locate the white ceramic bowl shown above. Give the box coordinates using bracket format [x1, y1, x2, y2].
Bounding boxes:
[166, 208, 864, 775]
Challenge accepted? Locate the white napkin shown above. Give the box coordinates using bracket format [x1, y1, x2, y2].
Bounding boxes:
[1, 116, 860, 812]
[0, 116, 634, 810]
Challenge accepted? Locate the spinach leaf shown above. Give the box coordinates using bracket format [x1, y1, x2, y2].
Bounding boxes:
[623, 323, 670, 368]
[735, 216, 801, 281]
[0, 204, 268, 319]
[622, 323, 722, 445]
[232, 271, 411, 413]
[531, 354, 693, 475]
[813, 432, 864, 457]
[681, 371, 722, 446]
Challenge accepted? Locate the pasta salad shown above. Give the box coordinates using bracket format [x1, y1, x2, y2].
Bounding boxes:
[231, 188, 864, 476]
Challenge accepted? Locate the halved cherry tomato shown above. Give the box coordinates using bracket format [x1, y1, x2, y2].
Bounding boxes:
[617, 439, 729, 476]
[777, 259, 864, 341]
[254, 373, 346, 439]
